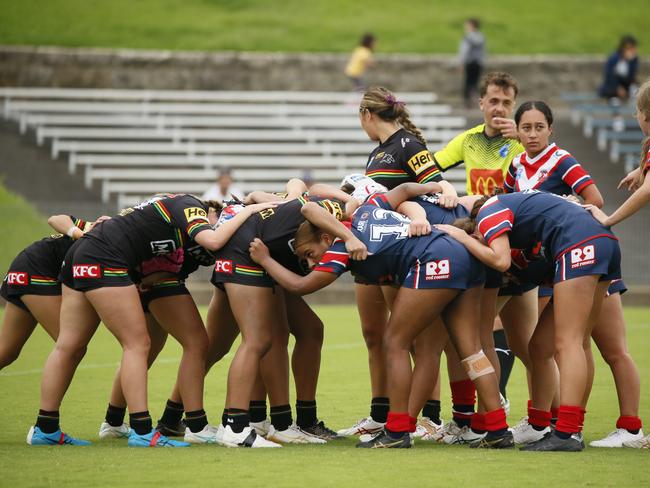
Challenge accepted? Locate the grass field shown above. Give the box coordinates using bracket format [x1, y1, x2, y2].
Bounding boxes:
[0, 0, 648, 55]
[0, 183, 51, 277]
[1, 304, 649, 487]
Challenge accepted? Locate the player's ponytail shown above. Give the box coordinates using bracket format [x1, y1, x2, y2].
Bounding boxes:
[635, 80, 650, 186]
[451, 190, 501, 234]
[201, 199, 225, 217]
[360, 86, 427, 146]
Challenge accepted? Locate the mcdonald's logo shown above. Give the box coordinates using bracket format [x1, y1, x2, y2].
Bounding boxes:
[470, 169, 504, 195]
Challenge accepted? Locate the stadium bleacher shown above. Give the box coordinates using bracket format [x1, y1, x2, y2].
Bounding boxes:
[564, 92, 643, 172]
[0, 88, 467, 211]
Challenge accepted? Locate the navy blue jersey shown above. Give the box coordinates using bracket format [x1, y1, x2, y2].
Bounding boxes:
[477, 191, 617, 262]
[504, 143, 594, 196]
[315, 194, 450, 285]
[413, 194, 469, 224]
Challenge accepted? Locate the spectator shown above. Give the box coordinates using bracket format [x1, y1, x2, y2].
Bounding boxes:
[201, 168, 244, 202]
[344, 33, 376, 91]
[459, 18, 486, 108]
[599, 35, 639, 100]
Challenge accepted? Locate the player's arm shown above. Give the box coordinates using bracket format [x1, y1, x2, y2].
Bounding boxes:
[396, 201, 431, 237]
[285, 178, 309, 199]
[436, 224, 512, 272]
[48, 214, 84, 239]
[307, 183, 353, 203]
[301, 202, 367, 260]
[383, 181, 443, 209]
[194, 202, 276, 251]
[249, 238, 338, 295]
[578, 184, 604, 208]
[585, 174, 650, 226]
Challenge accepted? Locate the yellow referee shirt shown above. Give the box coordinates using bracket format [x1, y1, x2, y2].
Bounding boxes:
[433, 124, 524, 195]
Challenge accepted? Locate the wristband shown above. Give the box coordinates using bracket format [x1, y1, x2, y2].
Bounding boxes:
[66, 226, 78, 238]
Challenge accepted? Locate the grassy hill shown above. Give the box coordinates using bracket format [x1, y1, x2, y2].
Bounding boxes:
[0, 0, 647, 55]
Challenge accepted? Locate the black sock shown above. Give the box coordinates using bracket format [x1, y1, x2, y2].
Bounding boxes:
[222, 408, 228, 427]
[422, 400, 441, 424]
[370, 397, 390, 423]
[129, 411, 153, 435]
[105, 404, 127, 427]
[249, 400, 267, 423]
[494, 329, 514, 398]
[385, 428, 407, 440]
[452, 405, 474, 428]
[36, 409, 60, 434]
[227, 409, 250, 433]
[554, 430, 571, 440]
[185, 409, 208, 433]
[296, 400, 317, 428]
[485, 428, 508, 439]
[158, 399, 184, 427]
[270, 404, 292, 431]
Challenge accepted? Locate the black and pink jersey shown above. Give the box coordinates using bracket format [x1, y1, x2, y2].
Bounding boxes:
[83, 194, 213, 269]
[503, 143, 594, 195]
[365, 128, 444, 189]
[477, 191, 617, 262]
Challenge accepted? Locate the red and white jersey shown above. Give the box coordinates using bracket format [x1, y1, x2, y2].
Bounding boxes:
[644, 146, 650, 176]
[504, 143, 594, 196]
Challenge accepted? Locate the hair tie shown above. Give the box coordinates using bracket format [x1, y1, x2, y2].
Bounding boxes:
[385, 94, 405, 108]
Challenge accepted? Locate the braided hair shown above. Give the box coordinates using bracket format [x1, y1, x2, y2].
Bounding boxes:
[360, 86, 427, 146]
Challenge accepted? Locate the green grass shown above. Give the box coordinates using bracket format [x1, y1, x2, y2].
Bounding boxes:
[0, 0, 648, 54]
[1, 305, 649, 487]
[0, 182, 51, 277]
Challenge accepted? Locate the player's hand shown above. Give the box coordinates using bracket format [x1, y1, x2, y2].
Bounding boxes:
[617, 168, 641, 192]
[492, 117, 518, 139]
[409, 218, 431, 237]
[435, 223, 468, 241]
[249, 238, 271, 264]
[583, 204, 610, 226]
[89, 215, 111, 230]
[562, 194, 581, 204]
[437, 191, 459, 208]
[345, 236, 368, 260]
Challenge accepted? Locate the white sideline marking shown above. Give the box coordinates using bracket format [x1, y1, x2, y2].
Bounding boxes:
[0, 341, 364, 378]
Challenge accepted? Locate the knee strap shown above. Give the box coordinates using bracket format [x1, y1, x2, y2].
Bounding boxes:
[461, 350, 495, 380]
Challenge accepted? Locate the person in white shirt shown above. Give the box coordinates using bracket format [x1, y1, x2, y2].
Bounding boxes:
[201, 169, 244, 202]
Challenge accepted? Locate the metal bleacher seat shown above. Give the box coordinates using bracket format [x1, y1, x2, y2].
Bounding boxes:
[0, 88, 467, 209]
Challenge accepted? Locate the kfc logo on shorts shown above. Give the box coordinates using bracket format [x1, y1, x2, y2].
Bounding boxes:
[7, 272, 28, 285]
[570, 245, 596, 269]
[73, 264, 101, 278]
[425, 260, 451, 280]
[214, 260, 233, 274]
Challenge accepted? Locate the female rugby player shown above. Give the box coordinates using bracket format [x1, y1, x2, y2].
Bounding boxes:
[250, 182, 512, 449]
[439, 191, 621, 451]
[338, 86, 458, 439]
[27, 195, 275, 448]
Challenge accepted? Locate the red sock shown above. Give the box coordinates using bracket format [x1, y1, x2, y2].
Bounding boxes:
[386, 411, 411, 433]
[528, 405, 552, 429]
[616, 415, 642, 432]
[555, 405, 582, 435]
[470, 413, 486, 432]
[484, 408, 508, 432]
[450, 379, 476, 424]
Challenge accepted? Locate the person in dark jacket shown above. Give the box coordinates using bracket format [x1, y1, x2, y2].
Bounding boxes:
[599, 35, 639, 100]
